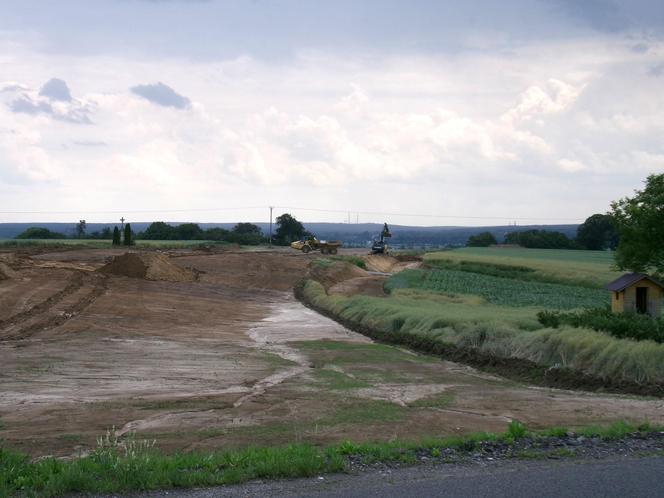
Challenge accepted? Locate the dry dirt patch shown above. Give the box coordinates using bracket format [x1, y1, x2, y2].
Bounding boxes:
[2, 248, 664, 458]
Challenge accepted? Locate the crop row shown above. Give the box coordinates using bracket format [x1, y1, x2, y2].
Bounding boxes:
[389, 269, 607, 310]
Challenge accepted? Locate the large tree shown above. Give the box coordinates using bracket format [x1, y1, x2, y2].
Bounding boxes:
[175, 223, 204, 240]
[576, 214, 618, 250]
[611, 173, 664, 274]
[232, 223, 262, 235]
[467, 231, 497, 247]
[141, 221, 177, 240]
[275, 213, 306, 245]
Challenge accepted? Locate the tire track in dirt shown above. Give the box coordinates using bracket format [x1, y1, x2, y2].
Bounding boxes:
[0, 273, 108, 341]
[0, 271, 85, 329]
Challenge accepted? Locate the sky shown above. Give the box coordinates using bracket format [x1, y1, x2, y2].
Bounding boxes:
[1, 0, 663, 226]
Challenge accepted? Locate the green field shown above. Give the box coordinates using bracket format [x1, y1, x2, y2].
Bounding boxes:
[303, 247, 664, 385]
[388, 268, 607, 309]
[425, 247, 621, 287]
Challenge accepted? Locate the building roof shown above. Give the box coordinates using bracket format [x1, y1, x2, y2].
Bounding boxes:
[605, 272, 664, 292]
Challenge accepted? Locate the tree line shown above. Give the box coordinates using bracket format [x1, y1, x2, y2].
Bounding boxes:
[468, 173, 664, 276]
[14, 213, 309, 247]
[467, 213, 619, 250]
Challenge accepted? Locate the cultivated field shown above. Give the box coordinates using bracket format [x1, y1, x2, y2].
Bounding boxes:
[1, 245, 663, 465]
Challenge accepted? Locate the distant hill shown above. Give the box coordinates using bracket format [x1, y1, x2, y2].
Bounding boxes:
[0, 222, 579, 248]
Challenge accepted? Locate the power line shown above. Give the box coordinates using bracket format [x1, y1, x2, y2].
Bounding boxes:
[0, 206, 266, 215]
[274, 205, 583, 222]
[0, 204, 584, 223]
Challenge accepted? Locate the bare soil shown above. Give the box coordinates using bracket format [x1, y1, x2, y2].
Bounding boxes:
[1, 247, 663, 459]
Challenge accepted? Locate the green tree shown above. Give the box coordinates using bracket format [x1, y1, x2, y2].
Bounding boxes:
[15, 227, 67, 239]
[75, 220, 87, 239]
[611, 173, 664, 274]
[275, 213, 306, 245]
[123, 223, 133, 246]
[576, 214, 618, 250]
[505, 230, 574, 249]
[232, 223, 262, 235]
[204, 227, 230, 241]
[227, 223, 263, 245]
[112, 226, 121, 245]
[175, 223, 204, 240]
[141, 222, 176, 240]
[467, 232, 497, 247]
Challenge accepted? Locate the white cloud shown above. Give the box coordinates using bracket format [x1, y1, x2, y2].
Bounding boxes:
[0, 36, 663, 223]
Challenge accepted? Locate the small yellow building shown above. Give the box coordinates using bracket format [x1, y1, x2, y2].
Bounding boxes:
[606, 273, 663, 318]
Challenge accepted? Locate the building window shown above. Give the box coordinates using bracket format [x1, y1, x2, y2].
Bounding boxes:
[615, 292, 619, 300]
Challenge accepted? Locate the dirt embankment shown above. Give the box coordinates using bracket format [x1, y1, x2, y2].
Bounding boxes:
[98, 253, 197, 282]
[309, 260, 369, 290]
[364, 255, 422, 274]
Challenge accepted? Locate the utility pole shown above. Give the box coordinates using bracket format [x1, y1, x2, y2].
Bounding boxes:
[269, 206, 273, 246]
[120, 217, 125, 243]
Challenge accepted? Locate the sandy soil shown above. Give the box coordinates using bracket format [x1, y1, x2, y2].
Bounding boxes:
[1, 247, 663, 458]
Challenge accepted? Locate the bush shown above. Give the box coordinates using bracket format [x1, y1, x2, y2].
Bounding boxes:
[15, 227, 67, 239]
[537, 308, 664, 343]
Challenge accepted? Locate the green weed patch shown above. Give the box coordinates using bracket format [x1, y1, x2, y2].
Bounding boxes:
[2, 421, 661, 497]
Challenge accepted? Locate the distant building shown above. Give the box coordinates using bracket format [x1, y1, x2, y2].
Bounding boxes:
[605, 273, 663, 318]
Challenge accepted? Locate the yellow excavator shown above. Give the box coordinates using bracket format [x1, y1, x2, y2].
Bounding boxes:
[290, 236, 342, 254]
[371, 223, 392, 255]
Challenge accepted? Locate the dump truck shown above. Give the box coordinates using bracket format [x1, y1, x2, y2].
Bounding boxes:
[290, 236, 342, 254]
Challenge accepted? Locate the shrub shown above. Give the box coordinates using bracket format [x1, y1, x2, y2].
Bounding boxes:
[537, 308, 664, 343]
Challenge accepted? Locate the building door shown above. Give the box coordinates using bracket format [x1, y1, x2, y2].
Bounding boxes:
[636, 287, 648, 314]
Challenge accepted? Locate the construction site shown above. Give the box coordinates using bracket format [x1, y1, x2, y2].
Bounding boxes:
[2, 244, 663, 460]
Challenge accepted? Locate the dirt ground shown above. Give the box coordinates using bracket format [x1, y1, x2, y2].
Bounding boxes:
[1, 247, 663, 458]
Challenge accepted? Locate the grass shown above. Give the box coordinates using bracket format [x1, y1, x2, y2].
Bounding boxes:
[295, 248, 664, 386]
[324, 399, 408, 425]
[2, 421, 660, 497]
[300, 279, 664, 385]
[313, 369, 371, 390]
[388, 268, 607, 309]
[407, 392, 456, 409]
[330, 255, 367, 270]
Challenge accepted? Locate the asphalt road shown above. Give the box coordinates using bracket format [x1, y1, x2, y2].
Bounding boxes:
[126, 456, 664, 498]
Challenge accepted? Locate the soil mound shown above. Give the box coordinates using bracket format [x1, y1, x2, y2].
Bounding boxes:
[99, 252, 197, 282]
